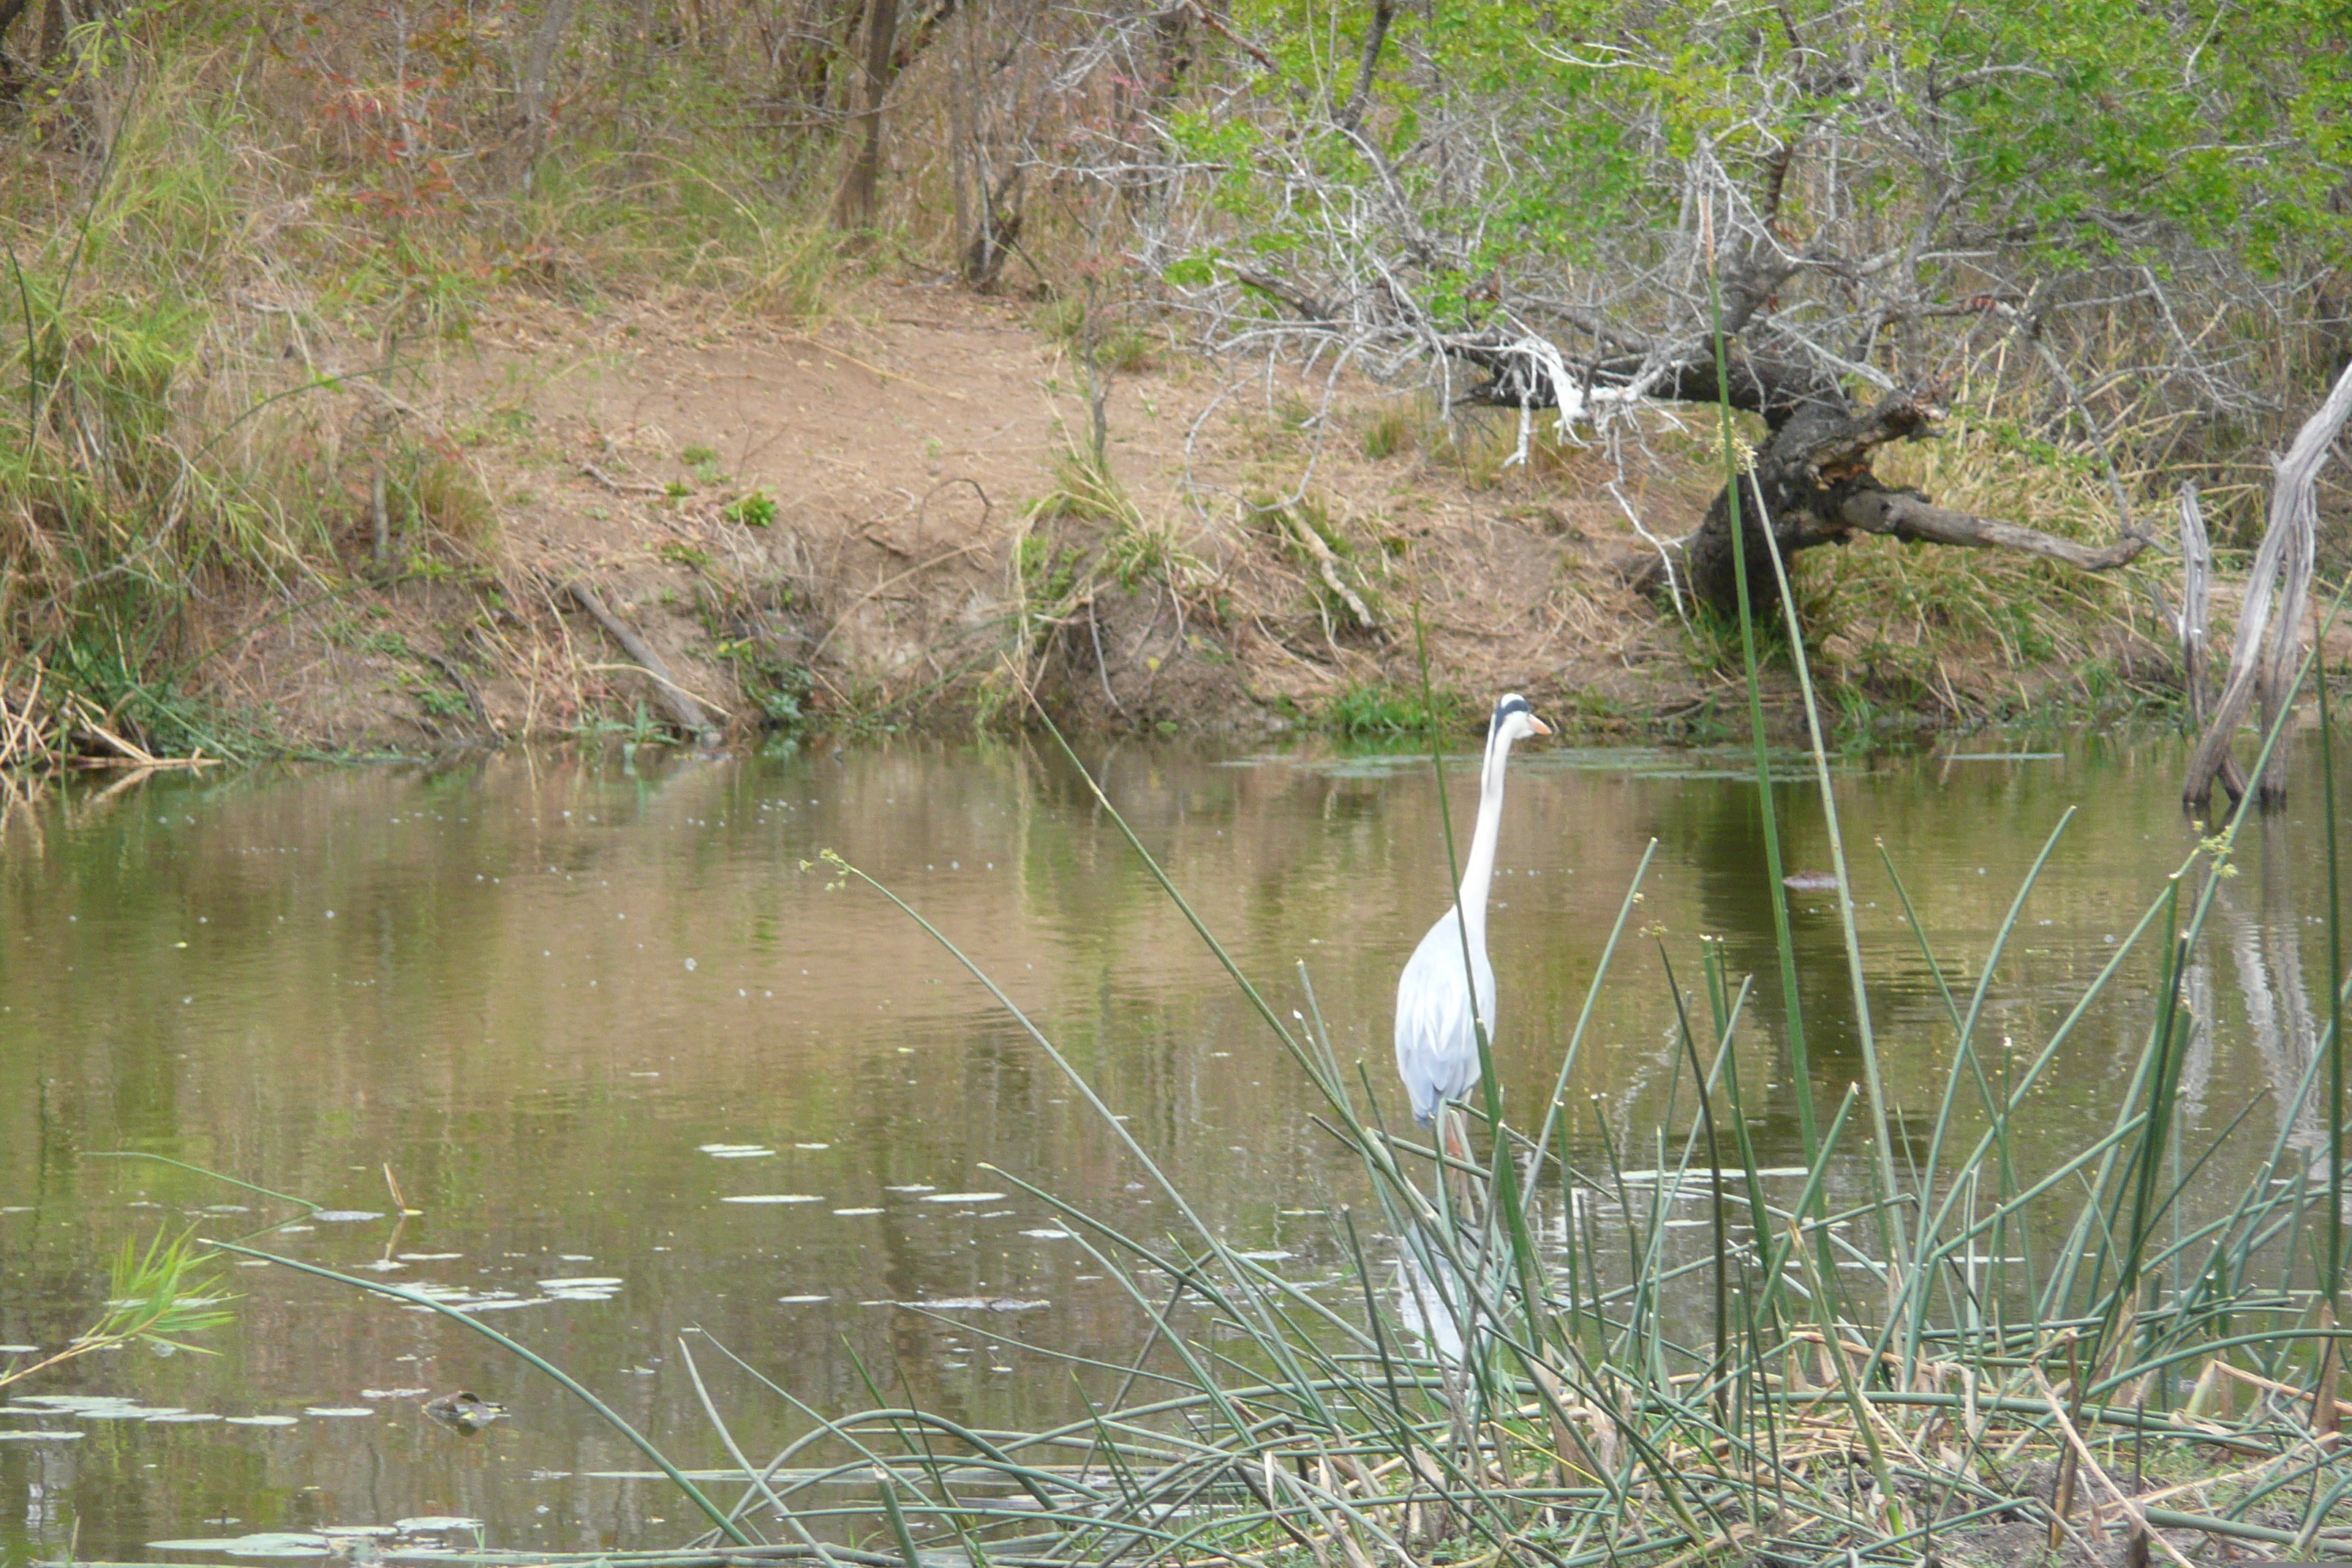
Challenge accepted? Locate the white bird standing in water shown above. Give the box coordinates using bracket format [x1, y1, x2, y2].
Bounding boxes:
[1394, 693, 1550, 1162]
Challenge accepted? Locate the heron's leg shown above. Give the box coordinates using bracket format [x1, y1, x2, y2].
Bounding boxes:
[1440, 1104, 1483, 1230]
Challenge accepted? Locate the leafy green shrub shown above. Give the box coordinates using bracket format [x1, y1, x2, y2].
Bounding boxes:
[715, 637, 813, 731]
[1322, 679, 1461, 737]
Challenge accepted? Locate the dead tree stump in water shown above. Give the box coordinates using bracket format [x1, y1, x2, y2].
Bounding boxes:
[2182, 361, 2352, 810]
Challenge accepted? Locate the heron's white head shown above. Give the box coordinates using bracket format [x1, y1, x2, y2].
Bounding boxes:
[1487, 693, 1552, 750]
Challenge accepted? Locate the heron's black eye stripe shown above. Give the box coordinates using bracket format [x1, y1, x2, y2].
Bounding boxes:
[1488, 694, 1531, 742]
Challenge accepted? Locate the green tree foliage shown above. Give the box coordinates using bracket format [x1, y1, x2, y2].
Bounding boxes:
[1160, 0, 2347, 447]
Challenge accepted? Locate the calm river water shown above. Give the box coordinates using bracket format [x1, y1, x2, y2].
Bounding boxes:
[0, 731, 2342, 1560]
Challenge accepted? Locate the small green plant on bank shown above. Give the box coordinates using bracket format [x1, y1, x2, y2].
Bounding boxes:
[1361, 404, 1419, 460]
[1035, 296, 1153, 374]
[715, 636, 813, 731]
[1322, 678, 1461, 737]
[399, 667, 472, 721]
[1033, 445, 1137, 527]
[1013, 529, 1082, 606]
[723, 491, 777, 527]
[0, 1231, 234, 1393]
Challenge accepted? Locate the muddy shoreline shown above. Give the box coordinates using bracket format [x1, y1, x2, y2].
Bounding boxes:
[31, 286, 2254, 768]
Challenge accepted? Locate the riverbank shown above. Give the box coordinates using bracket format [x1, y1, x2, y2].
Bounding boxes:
[12, 268, 2284, 769]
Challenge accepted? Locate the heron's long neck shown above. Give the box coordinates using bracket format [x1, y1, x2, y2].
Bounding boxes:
[1455, 734, 1514, 944]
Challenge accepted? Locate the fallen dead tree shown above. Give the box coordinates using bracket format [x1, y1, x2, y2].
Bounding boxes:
[1443, 318, 2150, 624]
[566, 582, 725, 748]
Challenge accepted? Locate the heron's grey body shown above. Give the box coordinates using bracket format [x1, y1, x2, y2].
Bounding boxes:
[1393, 694, 1549, 1127]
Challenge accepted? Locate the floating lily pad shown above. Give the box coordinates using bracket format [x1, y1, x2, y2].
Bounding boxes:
[310, 1210, 385, 1223]
[909, 1297, 1049, 1312]
[151, 1532, 331, 1558]
[723, 1194, 822, 1205]
[921, 1192, 1006, 1204]
[449, 1297, 546, 1313]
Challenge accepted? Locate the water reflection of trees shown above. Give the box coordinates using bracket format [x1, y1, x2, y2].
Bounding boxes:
[2212, 814, 2326, 1156]
[1671, 780, 1948, 1167]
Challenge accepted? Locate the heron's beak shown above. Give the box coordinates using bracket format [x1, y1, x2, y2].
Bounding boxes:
[1526, 715, 1553, 738]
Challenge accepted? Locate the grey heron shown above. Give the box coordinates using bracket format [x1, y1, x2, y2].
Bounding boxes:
[1394, 693, 1550, 1161]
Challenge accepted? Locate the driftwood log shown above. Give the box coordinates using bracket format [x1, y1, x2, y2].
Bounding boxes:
[1444, 331, 2149, 622]
[567, 581, 723, 747]
[2182, 361, 2351, 808]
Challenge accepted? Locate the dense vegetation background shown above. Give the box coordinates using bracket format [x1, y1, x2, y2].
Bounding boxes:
[0, 0, 2346, 753]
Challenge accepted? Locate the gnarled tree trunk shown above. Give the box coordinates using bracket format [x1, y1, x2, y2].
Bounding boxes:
[1445, 333, 2149, 625]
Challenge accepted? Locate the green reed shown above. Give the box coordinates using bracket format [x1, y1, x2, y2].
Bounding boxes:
[753, 626, 2344, 1568]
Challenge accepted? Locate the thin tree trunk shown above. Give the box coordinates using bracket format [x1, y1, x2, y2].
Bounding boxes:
[1335, 0, 1394, 132]
[831, 0, 900, 230]
[517, 0, 580, 189]
[35, 0, 67, 62]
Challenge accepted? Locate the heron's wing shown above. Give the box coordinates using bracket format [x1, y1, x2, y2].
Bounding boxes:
[1395, 912, 1493, 1119]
